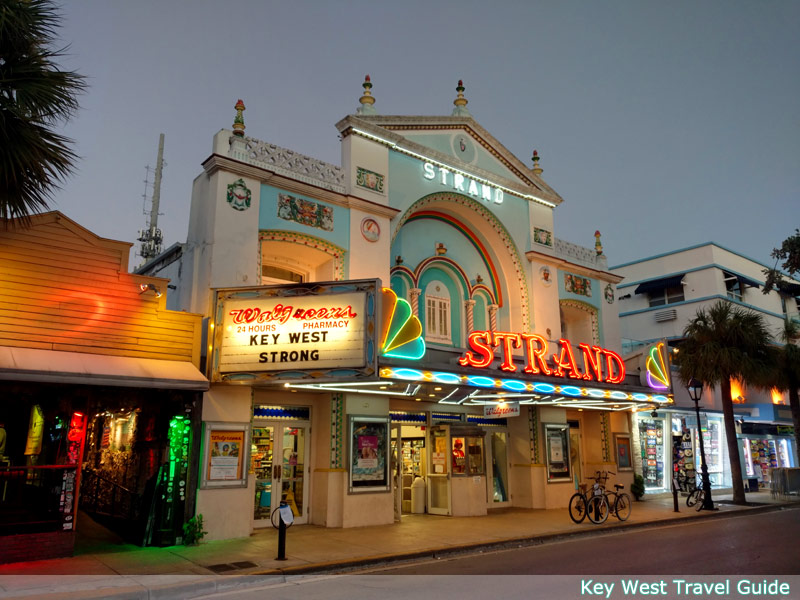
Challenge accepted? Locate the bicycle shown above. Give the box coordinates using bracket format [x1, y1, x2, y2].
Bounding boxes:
[601, 471, 632, 521]
[568, 471, 610, 524]
[686, 478, 705, 511]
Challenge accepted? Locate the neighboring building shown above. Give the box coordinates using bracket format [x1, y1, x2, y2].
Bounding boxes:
[0, 212, 208, 563]
[139, 80, 671, 541]
[612, 243, 799, 494]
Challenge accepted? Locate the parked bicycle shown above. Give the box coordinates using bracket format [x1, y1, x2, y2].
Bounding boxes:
[568, 471, 611, 524]
[686, 477, 705, 511]
[602, 472, 632, 521]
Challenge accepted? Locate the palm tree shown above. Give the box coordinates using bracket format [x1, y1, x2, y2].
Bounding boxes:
[674, 300, 774, 505]
[771, 319, 800, 461]
[0, 0, 86, 223]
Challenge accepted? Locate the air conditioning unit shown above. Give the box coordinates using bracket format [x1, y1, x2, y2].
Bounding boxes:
[654, 309, 677, 322]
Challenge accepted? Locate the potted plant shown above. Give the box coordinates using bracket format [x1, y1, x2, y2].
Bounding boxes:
[631, 474, 645, 501]
[182, 514, 208, 546]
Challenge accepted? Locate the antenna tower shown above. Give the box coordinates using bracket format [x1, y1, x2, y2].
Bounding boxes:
[137, 133, 165, 263]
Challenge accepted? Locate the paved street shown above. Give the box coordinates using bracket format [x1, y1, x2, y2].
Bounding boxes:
[371, 506, 800, 575]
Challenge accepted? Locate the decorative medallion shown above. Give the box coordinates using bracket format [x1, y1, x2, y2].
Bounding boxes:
[226, 179, 251, 211]
[360, 218, 380, 243]
[539, 266, 553, 287]
[356, 167, 385, 194]
[604, 284, 615, 304]
[565, 273, 592, 297]
[533, 227, 553, 247]
[277, 193, 333, 231]
[451, 133, 476, 163]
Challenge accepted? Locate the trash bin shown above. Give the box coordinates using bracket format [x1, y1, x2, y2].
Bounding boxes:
[410, 476, 426, 514]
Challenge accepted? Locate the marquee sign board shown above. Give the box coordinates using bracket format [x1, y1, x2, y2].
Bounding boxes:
[210, 280, 379, 383]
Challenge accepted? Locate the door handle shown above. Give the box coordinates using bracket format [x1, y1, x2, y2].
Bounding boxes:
[273, 464, 281, 480]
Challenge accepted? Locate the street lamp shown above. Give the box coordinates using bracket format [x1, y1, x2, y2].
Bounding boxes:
[687, 378, 715, 511]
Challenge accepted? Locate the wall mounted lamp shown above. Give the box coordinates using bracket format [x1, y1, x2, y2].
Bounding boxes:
[139, 283, 162, 298]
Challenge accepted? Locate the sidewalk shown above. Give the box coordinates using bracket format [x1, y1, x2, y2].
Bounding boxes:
[0, 491, 796, 599]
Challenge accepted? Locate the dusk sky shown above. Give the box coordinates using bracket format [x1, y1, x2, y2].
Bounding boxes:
[54, 1, 799, 272]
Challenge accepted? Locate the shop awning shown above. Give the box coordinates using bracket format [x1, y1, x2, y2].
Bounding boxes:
[634, 274, 685, 295]
[0, 347, 209, 391]
[778, 280, 800, 297]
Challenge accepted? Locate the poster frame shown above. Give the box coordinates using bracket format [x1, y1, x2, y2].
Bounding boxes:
[614, 433, 633, 471]
[543, 423, 572, 483]
[200, 422, 251, 489]
[348, 415, 391, 494]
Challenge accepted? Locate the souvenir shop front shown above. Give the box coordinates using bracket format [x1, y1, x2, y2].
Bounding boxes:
[738, 422, 797, 488]
[633, 408, 731, 494]
[201, 280, 673, 540]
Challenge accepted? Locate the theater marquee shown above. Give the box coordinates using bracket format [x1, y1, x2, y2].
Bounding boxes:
[210, 280, 379, 383]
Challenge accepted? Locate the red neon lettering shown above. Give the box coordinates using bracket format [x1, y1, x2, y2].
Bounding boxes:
[603, 349, 626, 384]
[457, 330, 626, 385]
[551, 339, 583, 379]
[458, 331, 494, 368]
[293, 305, 358, 320]
[579, 343, 604, 382]
[493, 332, 522, 372]
[521, 334, 552, 375]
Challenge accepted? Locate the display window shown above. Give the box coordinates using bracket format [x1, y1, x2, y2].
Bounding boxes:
[694, 417, 722, 486]
[638, 417, 665, 489]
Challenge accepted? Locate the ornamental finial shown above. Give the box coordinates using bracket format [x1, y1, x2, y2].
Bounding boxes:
[357, 74, 377, 115]
[595, 230, 604, 256]
[532, 149, 543, 175]
[233, 99, 246, 137]
[452, 79, 471, 116]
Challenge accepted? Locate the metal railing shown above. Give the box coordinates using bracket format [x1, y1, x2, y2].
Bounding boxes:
[80, 468, 140, 523]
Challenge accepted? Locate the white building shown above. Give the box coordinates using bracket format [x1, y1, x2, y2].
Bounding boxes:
[139, 80, 670, 540]
[612, 243, 799, 493]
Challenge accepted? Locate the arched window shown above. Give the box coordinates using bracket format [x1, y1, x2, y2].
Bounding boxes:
[425, 282, 452, 344]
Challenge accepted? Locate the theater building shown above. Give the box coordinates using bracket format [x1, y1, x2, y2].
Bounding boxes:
[140, 80, 672, 540]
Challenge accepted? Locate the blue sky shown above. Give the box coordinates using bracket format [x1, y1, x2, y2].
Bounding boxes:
[54, 1, 799, 271]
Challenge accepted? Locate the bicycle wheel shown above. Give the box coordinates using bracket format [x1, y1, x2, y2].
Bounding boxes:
[614, 492, 632, 521]
[568, 493, 588, 523]
[686, 488, 701, 508]
[693, 489, 705, 511]
[586, 495, 609, 524]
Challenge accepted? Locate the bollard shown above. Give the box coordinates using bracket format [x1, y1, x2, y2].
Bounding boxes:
[274, 501, 289, 561]
[672, 476, 680, 513]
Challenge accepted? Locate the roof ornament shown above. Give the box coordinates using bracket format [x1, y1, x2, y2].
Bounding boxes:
[232, 99, 246, 137]
[532, 149, 543, 176]
[357, 75, 377, 115]
[595, 230, 604, 256]
[451, 79, 471, 116]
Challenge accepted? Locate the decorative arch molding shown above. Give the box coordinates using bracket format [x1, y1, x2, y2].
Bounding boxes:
[259, 230, 347, 280]
[559, 299, 600, 345]
[390, 258, 497, 307]
[391, 192, 530, 328]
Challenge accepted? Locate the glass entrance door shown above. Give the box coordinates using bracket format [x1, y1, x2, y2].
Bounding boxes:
[252, 423, 309, 526]
[487, 430, 510, 507]
[427, 426, 451, 515]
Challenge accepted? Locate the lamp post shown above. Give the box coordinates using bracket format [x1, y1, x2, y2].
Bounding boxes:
[687, 378, 715, 511]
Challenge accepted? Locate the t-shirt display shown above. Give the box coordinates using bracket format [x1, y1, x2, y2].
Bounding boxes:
[638, 418, 664, 488]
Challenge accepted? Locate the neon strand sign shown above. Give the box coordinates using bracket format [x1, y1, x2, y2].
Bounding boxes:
[458, 331, 626, 384]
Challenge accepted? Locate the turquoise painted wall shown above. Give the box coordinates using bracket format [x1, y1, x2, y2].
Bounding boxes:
[398, 132, 519, 182]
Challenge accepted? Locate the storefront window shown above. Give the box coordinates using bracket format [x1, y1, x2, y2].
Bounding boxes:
[695, 417, 722, 487]
[638, 417, 665, 489]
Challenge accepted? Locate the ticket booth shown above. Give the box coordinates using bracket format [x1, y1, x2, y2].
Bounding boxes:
[427, 424, 487, 517]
